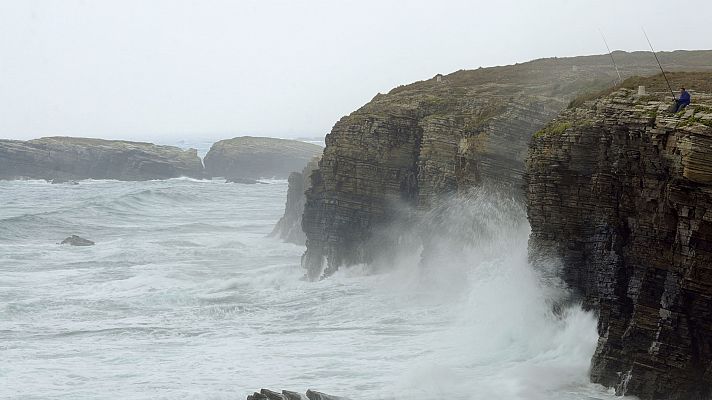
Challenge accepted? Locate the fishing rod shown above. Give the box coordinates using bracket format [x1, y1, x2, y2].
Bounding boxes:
[599, 30, 622, 85]
[642, 27, 676, 100]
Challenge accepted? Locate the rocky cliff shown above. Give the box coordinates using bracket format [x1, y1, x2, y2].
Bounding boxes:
[204, 136, 323, 180]
[271, 156, 320, 244]
[301, 50, 712, 279]
[0, 136, 203, 181]
[526, 73, 712, 399]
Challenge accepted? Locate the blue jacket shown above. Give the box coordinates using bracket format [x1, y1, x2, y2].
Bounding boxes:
[679, 90, 691, 104]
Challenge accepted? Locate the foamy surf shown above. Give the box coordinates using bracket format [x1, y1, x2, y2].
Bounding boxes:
[1, 179, 629, 399]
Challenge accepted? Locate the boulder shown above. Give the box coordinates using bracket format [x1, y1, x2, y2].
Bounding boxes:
[60, 235, 95, 246]
[246, 390, 345, 400]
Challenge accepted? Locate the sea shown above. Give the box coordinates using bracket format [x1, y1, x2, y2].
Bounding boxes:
[0, 154, 630, 399]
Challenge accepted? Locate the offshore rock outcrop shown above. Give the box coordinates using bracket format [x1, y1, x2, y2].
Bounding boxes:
[271, 156, 320, 244]
[0, 137, 203, 181]
[302, 50, 712, 279]
[60, 235, 95, 246]
[204, 136, 323, 180]
[526, 73, 712, 399]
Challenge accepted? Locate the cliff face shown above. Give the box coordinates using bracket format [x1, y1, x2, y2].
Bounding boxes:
[0, 137, 203, 181]
[271, 156, 320, 244]
[302, 51, 712, 279]
[204, 136, 323, 180]
[526, 74, 712, 399]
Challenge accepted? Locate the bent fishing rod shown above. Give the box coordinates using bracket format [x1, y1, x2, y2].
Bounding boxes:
[642, 27, 676, 101]
[599, 30, 622, 85]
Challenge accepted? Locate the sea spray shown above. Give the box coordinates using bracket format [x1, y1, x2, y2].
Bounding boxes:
[1, 179, 624, 399]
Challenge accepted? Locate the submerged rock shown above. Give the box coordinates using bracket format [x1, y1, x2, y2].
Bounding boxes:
[0, 136, 204, 181]
[50, 178, 79, 185]
[225, 177, 267, 184]
[526, 75, 712, 399]
[204, 136, 323, 180]
[60, 235, 95, 246]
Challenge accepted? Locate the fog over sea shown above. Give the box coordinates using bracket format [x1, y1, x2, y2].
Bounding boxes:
[1, 146, 628, 399]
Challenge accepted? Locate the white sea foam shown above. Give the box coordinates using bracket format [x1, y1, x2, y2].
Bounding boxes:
[0, 179, 628, 400]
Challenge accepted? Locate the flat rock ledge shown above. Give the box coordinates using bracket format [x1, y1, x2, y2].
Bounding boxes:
[247, 389, 349, 400]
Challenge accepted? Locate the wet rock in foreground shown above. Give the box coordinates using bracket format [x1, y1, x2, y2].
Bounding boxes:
[246, 389, 349, 400]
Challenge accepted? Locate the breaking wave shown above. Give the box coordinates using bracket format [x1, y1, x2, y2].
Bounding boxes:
[0, 180, 623, 399]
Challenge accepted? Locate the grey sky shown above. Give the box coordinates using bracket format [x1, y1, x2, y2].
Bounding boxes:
[1, 0, 709, 142]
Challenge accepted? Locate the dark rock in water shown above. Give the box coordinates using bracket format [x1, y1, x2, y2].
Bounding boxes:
[225, 177, 267, 184]
[526, 77, 712, 400]
[246, 389, 345, 400]
[204, 136, 323, 180]
[0, 136, 204, 181]
[305, 390, 348, 400]
[259, 389, 286, 400]
[300, 51, 712, 280]
[281, 390, 307, 400]
[271, 156, 320, 244]
[60, 235, 95, 246]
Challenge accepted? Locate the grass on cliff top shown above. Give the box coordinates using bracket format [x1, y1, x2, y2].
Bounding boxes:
[533, 121, 572, 138]
[568, 71, 712, 109]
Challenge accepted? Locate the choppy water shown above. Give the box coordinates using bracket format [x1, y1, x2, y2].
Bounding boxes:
[1, 179, 624, 400]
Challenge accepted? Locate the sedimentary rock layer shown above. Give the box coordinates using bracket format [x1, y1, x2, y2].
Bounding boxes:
[204, 136, 323, 179]
[526, 76, 712, 399]
[271, 156, 320, 244]
[302, 51, 712, 279]
[0, 136, 203, 181]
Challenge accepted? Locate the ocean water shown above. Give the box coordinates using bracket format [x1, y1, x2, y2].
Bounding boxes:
[0, 178, 625, 400]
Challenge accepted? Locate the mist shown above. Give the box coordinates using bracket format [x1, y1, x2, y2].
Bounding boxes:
[1, 0, 710, 142]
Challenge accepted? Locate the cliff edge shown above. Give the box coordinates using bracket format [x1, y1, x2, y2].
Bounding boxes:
[302, 50, 712, 279]
[526, 72, 712, 399]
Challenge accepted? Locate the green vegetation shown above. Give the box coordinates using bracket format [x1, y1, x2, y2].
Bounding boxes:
[679, 116, 712, 128]
[533, 121, 572, 138]
[462, 102, 504, 133]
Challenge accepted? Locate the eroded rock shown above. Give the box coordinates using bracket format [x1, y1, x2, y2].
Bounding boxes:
[526, 76, 712, 399]
[301, 51, 712, 280]
[271, 156, 320, 244]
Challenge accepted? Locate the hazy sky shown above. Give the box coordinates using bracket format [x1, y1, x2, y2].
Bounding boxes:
[1, 0, 710, 142]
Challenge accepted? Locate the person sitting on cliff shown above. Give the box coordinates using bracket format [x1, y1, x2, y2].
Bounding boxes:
[673, 87, 691, 113]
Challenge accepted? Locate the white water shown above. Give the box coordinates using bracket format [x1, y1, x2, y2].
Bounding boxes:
[0, 178, 623, 399]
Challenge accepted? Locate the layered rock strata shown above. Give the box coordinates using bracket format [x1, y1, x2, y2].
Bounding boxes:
[526, 75, 712, 399]
[204, 136, 323, 180]
[0, 137, 203, 181]
[302, 51, 712, 279]
[271, 156, 320, 244]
